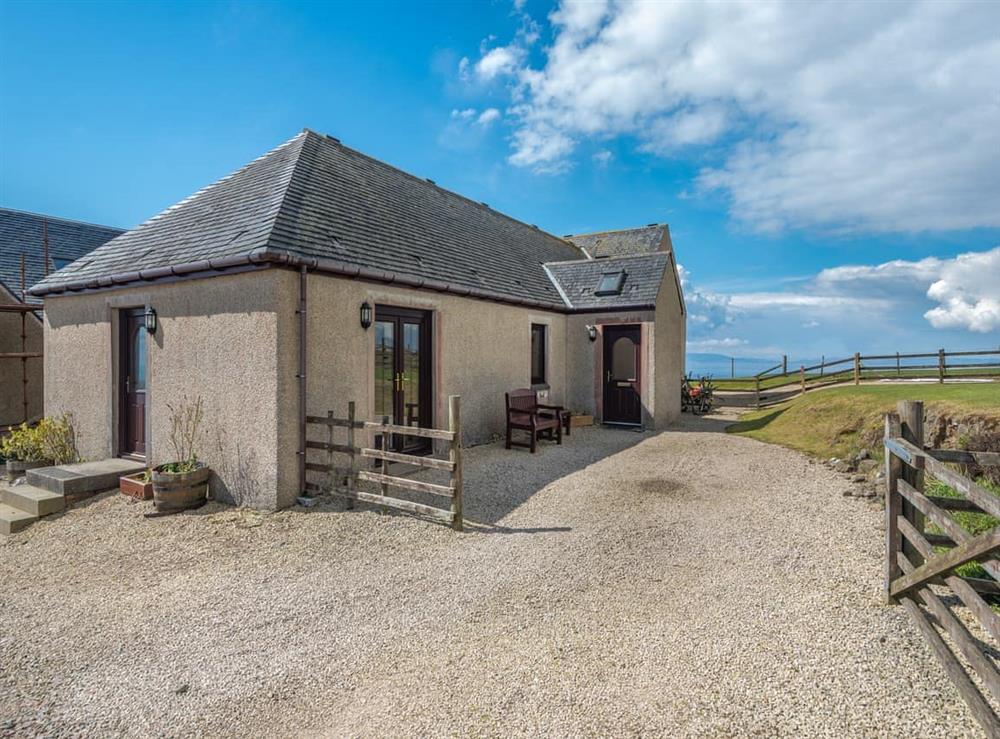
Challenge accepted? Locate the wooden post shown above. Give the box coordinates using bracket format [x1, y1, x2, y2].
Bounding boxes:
[731, 356, 735, 379]
[345, 401, 356, 509]
[449, 395, 463, 532]
[939, 348, 946, 384]
[899, 400, 926, 565]
[326, 409, 335, 493]
[800, 365, 806, 394]
[754, 376, 760, 410]
[885, 411, 903, 604]
[820, 355, 825, 377]
[782, 354, 787, 376]
[896, 352, 901, 377]
[853, 352, 861, 385]
[379, 415, 389, 514]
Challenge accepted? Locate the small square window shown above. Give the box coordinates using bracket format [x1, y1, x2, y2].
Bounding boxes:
[595, 270, 626, 296]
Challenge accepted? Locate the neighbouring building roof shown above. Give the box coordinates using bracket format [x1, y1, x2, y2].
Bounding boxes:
[564, 224, 671, 259]
[544, 253, 672, 311]
[0, 208, 123, 304]
[30, 130, 589, 309]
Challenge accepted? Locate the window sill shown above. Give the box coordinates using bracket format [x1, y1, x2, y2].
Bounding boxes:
[531, 383, 550, 391]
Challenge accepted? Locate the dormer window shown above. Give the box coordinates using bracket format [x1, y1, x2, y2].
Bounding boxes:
[595, 270, 626, 296]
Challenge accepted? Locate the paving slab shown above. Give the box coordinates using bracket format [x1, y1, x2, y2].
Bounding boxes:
[1, 484, 66, 517]
[27, 459, 146, 496]
[0, 503, 36, 535]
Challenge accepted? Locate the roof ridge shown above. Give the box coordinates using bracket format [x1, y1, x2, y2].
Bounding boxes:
[544, 252, 668, 266]
[0, 207, 124, 233]
[565, 224, 665, 238]
[132, 131, 308, 236]
[302, 129, 586, 259]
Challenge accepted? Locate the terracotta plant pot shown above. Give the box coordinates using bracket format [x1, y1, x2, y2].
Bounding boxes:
[5, 459, 52, 483]
[152, 463, 211, 512]
[120, 473, 153, 501]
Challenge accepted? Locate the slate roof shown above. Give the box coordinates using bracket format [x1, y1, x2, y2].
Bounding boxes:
[0, 208, 123, 303]
[565, 224, 669, 259]
[30, 130, 588, 309]
[544, 253, 671, 311]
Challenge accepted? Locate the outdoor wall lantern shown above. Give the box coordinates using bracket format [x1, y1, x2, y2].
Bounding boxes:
[586, 324, 598, 342]
[360, 300, 373, 330]
[144, 306, 157, 335]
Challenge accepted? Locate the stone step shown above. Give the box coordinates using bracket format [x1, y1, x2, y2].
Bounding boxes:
[0, 503, 37, 535]
[1, 484, 66, 517]
[27, 458, 146, 496]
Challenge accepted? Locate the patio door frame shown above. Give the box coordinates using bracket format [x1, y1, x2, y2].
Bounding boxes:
[373, 305, 433, 454]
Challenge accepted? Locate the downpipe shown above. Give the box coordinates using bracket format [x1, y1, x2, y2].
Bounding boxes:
[298, 265, 307, 496]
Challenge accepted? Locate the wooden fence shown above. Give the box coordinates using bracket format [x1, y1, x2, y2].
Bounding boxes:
[884, 400, 1000, 735]
[303, 395, 464, 531]
[743, 348, 999, 408]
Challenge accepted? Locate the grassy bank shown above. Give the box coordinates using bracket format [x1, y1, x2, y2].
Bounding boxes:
[726, 384, 1000, 460]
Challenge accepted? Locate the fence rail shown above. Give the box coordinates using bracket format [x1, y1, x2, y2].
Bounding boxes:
[303, 396, 464, 531]
[884, 400, 1000, 735]
[713, 348, 1000, 408]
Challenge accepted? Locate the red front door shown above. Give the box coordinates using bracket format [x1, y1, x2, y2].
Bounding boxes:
[120, 309, 147, 456]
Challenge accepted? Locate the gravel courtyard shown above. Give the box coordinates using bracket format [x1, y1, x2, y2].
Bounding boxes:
[0, 416, 982, 737]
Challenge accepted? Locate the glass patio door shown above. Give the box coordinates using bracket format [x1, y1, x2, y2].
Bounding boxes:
[374, 306, 432, 453]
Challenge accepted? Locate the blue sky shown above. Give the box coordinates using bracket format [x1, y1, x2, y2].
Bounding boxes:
[2, 0, 998, 363]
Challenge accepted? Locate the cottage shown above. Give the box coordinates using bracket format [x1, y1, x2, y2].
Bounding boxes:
[0, 209, 123, 426]
[29, 130, 686, 509]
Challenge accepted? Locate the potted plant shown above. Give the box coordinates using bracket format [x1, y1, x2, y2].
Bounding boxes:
[120, 468, 153, 500]
[1, 414, 79, 482]
[152, 396, 211, 512]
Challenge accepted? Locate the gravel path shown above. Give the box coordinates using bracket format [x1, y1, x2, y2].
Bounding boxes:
[0, 416, 982, 737]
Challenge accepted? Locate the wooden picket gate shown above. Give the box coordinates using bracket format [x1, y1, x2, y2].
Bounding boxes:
[304, 395, 464, 531]
[884, 400, 1000, 736]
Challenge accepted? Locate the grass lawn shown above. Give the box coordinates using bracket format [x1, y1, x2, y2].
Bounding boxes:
[726, 384, 1000, 460]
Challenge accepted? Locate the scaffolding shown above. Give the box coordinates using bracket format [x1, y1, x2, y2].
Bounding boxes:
[1, 248, 45, 431]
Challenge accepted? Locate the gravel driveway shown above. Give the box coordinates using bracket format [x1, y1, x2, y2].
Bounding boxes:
[0, 416, 982, 737]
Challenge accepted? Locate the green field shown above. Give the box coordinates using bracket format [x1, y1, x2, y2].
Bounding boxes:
[726, 384, 1000, 460]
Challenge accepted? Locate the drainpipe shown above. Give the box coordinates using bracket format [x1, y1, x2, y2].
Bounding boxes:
[298, 265, 308, 496]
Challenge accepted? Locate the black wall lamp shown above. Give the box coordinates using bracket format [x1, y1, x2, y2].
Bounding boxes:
[360, 300, 373, 330]
[586, 325, 598, 342]
[144, 306, 157, 335]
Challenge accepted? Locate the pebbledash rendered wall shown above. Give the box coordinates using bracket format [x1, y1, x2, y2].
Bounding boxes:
[277, 270, 571, 509]
[562, 267, 685, 429]
[42, 265, 683, 511]
[43, 269, 290, 509]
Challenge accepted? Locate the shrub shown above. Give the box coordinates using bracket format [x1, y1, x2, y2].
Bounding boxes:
[161, 396, 204, 474]
[0, 422, 45, 462]
[0, 414, 78, 464]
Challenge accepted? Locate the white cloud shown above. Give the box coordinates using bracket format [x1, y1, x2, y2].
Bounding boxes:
[451, 108, 477, 120]
[476, 45, 522, 80]
[687, 337, 748, 351]
[477, 108, 501, 126]
[924, 249, 1000, 332]
[491, 0, 1000, 232]
[592, 149, 613, 167]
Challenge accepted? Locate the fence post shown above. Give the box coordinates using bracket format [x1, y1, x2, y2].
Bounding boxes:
[939, 348, 946, 384]
[345, 401, 356, 509]
[884, 411, 903, 604]
[754, 376, 760, 410]
[379, 415, 390, 514]
[800, 365, 806, 394]
[820, 355, 825, 377]
[326, 409, 335, 493]
[449, 395, 463, 532]
[853, 352, 861, 385]
[782, 354, 787, 376]
[898, 400, 926, 565]
[896, 352, 900, 377]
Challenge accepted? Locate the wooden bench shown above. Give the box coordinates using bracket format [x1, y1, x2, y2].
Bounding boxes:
[505, 388, 568, 453]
